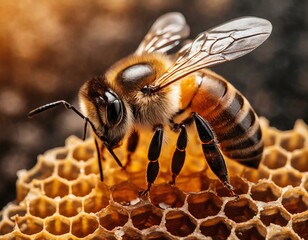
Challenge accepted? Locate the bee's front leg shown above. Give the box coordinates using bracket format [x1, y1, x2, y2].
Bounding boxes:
[125, 130, 139, 169]
[94, 138, 104, 181]
[140, 125, 163, 196]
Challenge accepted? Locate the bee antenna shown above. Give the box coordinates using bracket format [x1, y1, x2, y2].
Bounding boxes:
[28, 100, 97, 138]
[28, 100, 114, 181]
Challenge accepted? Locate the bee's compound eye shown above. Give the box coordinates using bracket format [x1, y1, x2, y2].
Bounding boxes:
[106, 99, 123, 127]
[102, 90, 124, 127]
[119, 63, 155, 85]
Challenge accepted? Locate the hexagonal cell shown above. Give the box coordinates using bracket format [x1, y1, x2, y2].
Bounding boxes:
[59, 197, 82, 217]
[292, 213, 308, 240]
[235, 221, 266, 240]
[111, 181, 141, 206]
[34, 232, 58, 240]
[272, 170, 302, 188]
[84, 159, 99, 175]
[179, 237, 199, 240]
[54, 148, 69, 160]
[71, 176, 96, 197]
[262, 148, 288, 170]
[176, 173, 211, 193]
[72, 145, 94, 161]
[263, 130, 277, 147]
[280, 132, 305, 152]
[150, 183, 185, 209]
[0, 221, 15, 235]
[290, 149, 308, 172]
[16, 216, 44, 235]
[146, 231, 173, 240]
[7, 205, 27, 219]
[16, 183, 30, 203]
[131, 204, 163, 230]
[45, 215, 70, 235]
[122, 227, 142, 240]
[84, 182, 110, 213]
[215, 176, 250, 197]
[282, 189, 308, 214]
[165, 210, 197, 237]
[199, 217, 232, 239]
[98, 205, 129, 231]
[58, 160, 80, 180]
[105, 168, 130, 187]
[268, 230, 300, 240]
[71, 214, 99, 238]
[88, 228, 116, 240]
[224, 197, 258, 223]
[187, 191, 222, 219]
[251, 182, 281, 202]
[8, 232, 32, 240]
[260, 206, 291, 227]
[24, 158, 55, 183]
[29, 197, 57, 218]
[241, 166, 270, 184]
[230, 176, 250, 195]
[43, 177, 69, 198]
[212, 182, 232, 198]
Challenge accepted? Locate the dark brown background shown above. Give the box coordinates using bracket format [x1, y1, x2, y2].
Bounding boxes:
[0, 0, 307, 208]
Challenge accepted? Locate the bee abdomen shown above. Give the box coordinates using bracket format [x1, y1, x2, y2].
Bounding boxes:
[191, 71, 263, 169]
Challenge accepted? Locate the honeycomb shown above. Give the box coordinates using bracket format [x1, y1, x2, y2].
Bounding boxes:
[1, 117, 308, 239]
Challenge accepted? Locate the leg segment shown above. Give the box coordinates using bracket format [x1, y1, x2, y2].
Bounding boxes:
[94, 138, 104, 181]
[193, 113, 235, 195]
[171, 125, 188, 184]
[125, 130, 139, 169]
[140, 125, 163, 195]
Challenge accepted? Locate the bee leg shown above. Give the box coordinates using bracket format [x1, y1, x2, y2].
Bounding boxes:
[94, 138, 104, 181]
[140, 125, 163, 196]
[193, 113, 236, 196]
[100, 144, 106, 161]
[125, 130, 139, 169]
[170, 124, 187, 185]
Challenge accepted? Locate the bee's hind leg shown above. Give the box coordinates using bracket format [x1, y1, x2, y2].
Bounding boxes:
[192, 113, 236, 197]
[140, 125, 163, 196]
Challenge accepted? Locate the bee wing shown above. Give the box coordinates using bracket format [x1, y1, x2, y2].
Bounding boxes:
[154, 17, 272, 88]
[135, 12, 190, 55]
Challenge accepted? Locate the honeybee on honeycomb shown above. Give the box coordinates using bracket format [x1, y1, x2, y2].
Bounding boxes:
[29, 12, 272, 195]
[1, 12, 307, 240]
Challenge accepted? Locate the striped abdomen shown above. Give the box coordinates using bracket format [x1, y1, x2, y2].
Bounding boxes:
[190, 70, 263, 168]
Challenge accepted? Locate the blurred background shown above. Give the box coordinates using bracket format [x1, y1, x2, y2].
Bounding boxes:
[0, 0, 307, 209]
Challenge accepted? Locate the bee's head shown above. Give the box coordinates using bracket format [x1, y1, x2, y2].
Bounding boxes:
[79, 76, 132, 149]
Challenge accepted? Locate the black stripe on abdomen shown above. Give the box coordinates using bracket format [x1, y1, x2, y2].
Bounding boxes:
[193, 73, 264, 169]
[203, 78, 263, 168]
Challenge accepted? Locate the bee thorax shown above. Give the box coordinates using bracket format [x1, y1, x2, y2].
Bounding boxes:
[132, 85, 180, 127]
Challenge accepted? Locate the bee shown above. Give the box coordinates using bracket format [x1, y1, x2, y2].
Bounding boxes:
[29, 12, 272, 195]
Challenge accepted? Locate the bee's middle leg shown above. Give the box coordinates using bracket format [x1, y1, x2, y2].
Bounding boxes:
[125, 130, 139, 169]
[170, 124, 188, 185]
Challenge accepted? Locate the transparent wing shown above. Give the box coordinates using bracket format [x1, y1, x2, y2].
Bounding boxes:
[154, 17, 272, 89]
[135, 12, 190, 55]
